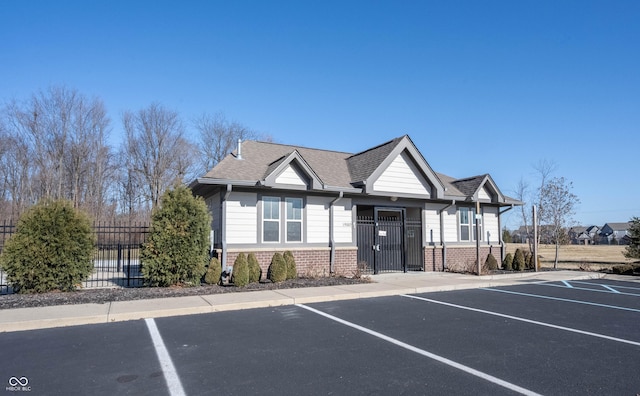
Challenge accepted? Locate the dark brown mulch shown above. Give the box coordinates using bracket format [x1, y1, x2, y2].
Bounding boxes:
[0, 277, 371, 310]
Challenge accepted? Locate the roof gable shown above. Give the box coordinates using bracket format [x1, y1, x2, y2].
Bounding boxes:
[349, 135, 445, 198]
[263, 150, 323, 190]
[450, 174, 505, 203]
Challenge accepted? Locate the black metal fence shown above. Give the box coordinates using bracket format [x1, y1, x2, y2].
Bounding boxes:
[0, 221, 150, 294]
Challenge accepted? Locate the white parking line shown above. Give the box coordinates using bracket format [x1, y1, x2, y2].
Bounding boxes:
[296, 304, 543, 396]
[538, 282, 639, 297]
[483, 287, 640, 313]
[402, 294, 640, 347]
[145, 318, 186, 396]
[562, 280, 573, 288]
[571, 280, 640, 292]
[602, 285, 621, 293]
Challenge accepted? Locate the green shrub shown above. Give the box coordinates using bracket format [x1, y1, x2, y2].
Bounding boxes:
[513, 249, 525, 271]
[0, 200, 95, 293]
[231, 253, 249, 287]
[141, 186, 211, 287]
[268, 252, 287, 283]
[283, 251, 297, 280]
[484, 253, 498, 271]
[204, 257, 222, 285]
[503, 253, 513, 271]
[524, 251, 534, 270]
[611, 264, 634, 275]
[247, 253, 261, 283]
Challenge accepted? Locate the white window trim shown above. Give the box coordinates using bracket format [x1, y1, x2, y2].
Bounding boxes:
[285, 197, 303, 243]
[263, 196, 280, 243]
[459, 207, 482, 242]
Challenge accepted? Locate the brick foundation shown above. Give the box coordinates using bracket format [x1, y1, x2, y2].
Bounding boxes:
[219, 247, 358, 279]
[424, 245, 501, 273]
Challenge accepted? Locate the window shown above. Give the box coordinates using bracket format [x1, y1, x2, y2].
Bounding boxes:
[262, 196, 304, 243]
[459, 207, 482, 242]
[263, 197, 280, 242]
[286, 198, 303, 242]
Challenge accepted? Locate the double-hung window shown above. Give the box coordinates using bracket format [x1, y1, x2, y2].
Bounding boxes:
[286, 198, 303, 242]
[263, 197, 280, 242]
[459, 207, 482, 242]
[262, 196, 303, 243]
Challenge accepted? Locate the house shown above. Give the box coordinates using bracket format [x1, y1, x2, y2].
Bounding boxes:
[511, 226, 531, 244]
[569, 226, 587, 244]
[599, 222, 631, 245]
[190, 135, 521, 276]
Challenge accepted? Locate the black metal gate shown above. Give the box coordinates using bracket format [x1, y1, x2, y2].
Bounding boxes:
[356, 209, 423, 274]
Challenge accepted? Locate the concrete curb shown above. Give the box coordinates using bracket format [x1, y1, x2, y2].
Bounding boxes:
[0, 271, 614, 333]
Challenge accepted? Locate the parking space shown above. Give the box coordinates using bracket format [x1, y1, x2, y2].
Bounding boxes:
[2, 279, 639, 395]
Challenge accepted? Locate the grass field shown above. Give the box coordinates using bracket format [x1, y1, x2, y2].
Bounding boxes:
[505, 243, 636, 271]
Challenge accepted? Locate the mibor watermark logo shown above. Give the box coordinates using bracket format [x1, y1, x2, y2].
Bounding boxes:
[6, 377, 31, 392]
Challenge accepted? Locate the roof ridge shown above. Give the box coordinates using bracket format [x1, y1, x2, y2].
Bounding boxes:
[247, 139, 353, 155]
[346, 135, 405, 159]
[452, 174, 489, 182]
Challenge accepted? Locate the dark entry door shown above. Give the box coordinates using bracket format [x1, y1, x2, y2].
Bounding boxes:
[374, 208, 404, 273]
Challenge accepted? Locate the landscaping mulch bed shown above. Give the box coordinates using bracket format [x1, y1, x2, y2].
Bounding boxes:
[0, 277, 371, 310]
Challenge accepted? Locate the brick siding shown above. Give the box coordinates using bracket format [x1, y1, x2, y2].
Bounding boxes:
[219, 247, 358, 280]
[424, 245, 499, 273]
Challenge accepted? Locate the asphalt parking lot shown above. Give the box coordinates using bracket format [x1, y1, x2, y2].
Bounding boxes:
[2, 278, 639, 395]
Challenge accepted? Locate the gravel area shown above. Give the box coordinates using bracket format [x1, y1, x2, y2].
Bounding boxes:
[0, 276, 371, 310]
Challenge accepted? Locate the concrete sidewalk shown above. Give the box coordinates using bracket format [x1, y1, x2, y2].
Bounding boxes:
[0, 270, 609, 333]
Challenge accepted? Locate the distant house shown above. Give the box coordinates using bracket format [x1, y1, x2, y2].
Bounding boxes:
[190, 135, 521, 276]
[599, 222, 631, 245]
[569, 225, 600, 245]
[511, 226, 531, 243]
[569, 226, 589, 245]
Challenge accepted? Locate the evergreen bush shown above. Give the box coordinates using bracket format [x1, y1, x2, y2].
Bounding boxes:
[513, 249, 525, 271]
[283, 251, 297, 280]
[247, 253, 261, 283]
[524, 251, 534, 270]
[484, 253, 498, 272]
[141, 186, 211, 287]
[503, 253, 513, 271]
[268, 252, 287, 283]
[611, 264, 634, 275]
[0, 200, 95, 293]
[204, 257, 222, 285]
[624, 217, 640, 260]
[231, 253, 249, 287]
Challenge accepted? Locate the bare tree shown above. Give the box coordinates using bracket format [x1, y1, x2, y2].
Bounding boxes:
[193, 112, 269, 175]
[0, 86, 114, 219]
[122, 103, 194, 209]
[538, 176, 579, 268]
[514, 177, 531, 247]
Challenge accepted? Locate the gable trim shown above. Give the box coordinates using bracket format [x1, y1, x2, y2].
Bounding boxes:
[364, 136, 445, 198]
[263, 150, 323, 190]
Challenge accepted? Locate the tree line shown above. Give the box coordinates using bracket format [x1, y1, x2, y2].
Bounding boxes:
[0, 85, 270, 222]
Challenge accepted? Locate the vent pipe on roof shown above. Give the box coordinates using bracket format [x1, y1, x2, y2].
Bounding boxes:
[237, 139, 243, 160]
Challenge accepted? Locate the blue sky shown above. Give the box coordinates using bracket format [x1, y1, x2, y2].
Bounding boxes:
[2, 0, 639, 229]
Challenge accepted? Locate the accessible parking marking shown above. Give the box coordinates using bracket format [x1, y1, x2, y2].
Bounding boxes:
[145, 318, 186, 396]
[540, 281, 640, 296]
[482, 287, 640, 313]
[401, 294, 640, 347]
[296, 303, 542, 396]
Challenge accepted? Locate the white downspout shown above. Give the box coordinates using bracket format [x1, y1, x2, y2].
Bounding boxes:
[439, 200, 455, 271]
[329, 191, 344, 274]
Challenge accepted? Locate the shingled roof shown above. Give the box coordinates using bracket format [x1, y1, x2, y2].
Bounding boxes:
[194, 135, 520, 205]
